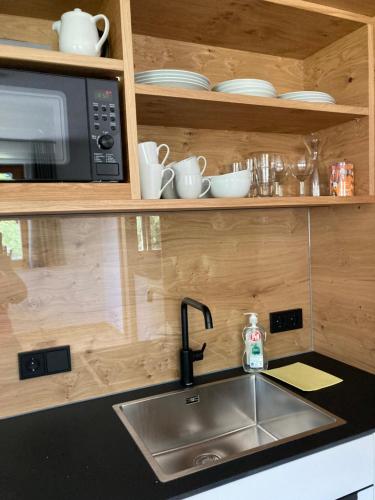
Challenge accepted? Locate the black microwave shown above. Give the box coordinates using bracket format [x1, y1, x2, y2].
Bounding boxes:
[0, 68, 124, 182]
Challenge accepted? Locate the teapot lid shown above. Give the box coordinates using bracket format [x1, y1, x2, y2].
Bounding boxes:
[62, 7, 90, 17]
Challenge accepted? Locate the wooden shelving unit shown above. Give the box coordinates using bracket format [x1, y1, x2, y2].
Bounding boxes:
[0, 189, 372, 216]
[0, 44, 124, 77]
[0, 0, 374, 214]
[135, 84, 369, 134]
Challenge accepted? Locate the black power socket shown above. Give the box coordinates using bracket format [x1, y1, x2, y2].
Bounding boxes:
[18, 346, 71, 380]
[269, 308, 303, 334]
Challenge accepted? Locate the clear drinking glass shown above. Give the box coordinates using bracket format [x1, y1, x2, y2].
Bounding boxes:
[245, 158, 257, 197]
[251, 152, 277, 197]
[289, 156, 313, 196]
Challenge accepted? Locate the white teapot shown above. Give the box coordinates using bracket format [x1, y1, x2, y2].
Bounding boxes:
[52, 8, 109, 57]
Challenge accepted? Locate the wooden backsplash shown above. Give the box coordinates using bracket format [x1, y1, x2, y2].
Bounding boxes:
[0, 209, 311, 418]
[311, 205, 375, 374]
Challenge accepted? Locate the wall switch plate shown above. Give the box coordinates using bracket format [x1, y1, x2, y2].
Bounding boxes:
[269, 309, 303, 334]
[18, 346, 71, 380]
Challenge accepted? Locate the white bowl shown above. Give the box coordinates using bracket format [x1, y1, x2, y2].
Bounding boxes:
[210, 170, 251, 198]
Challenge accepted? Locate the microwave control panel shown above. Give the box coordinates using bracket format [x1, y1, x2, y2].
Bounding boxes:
[87, 79, 124, 181]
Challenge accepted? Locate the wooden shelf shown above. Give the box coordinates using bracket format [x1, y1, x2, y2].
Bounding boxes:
[307, 0, 375, 16]
[0, 44, 124, 77]
[0, 183, 132, 216]
[135, 84, 368, 134]
[0, 186, 373, 216]
[130, 0, 367, 59]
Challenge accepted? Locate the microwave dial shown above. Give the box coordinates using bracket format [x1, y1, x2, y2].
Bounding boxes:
[97, 133, 115, 150]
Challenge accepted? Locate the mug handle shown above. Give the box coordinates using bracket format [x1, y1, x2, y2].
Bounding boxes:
[159, 167, 175, 197]
[157, 144, 170, 166]
[197, 156, 207, 175]
[92, 14, 110, 54]
[199, 178, 211, 198]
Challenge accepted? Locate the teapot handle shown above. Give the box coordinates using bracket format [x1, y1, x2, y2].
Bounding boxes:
[92, 14, 110, 54]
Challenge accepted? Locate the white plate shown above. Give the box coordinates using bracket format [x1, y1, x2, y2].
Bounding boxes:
[213, 84, 275, 91]
[136, 81, 209, 90]
[215, 78, 275, 88]
[136, 74, 209, 84]
[279, 96, 336, 103]
[214, 84, 275, 92]
[135, 69, 210, 84]
[214, 89, 276, 97]
[136, 78, 209, 89]
[135, 75, 209, 83]
[214, 83, 275, 91]
[279, 96, 335, 102]
[136, 82, 209, 90]
[280, 90, 334, 96]
[279, 91, 335, 99]
[136, 79, 210, 89]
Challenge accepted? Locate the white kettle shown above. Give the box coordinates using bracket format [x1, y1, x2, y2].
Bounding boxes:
[52, 8, 110, 57]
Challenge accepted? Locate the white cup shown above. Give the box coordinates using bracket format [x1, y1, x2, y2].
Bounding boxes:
[140, 163, 175, 199]
[161, 162, 178, 199]
[176, 173, 211, 199]
[173, 155, 207, 177]
[138, 141, 170, 168]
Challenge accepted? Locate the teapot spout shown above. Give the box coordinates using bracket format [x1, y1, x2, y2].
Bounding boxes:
[52, 20, 61, 34]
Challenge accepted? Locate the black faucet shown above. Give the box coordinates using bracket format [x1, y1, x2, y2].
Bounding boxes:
[180, 297, 213, 387]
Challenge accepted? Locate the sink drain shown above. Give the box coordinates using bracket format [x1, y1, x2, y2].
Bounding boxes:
[193, 453, 222, 466]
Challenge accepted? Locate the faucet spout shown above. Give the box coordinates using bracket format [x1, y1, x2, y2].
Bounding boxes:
[180, 297, 213, 387]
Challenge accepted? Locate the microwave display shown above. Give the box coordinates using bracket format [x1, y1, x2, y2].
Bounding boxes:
[0, 68, 124, 182]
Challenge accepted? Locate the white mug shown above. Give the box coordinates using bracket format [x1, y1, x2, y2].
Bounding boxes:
[173, 156, 207, 177]
[140, 163, 175, 199]
[176, 173, 211, 199]
[161, 162, 178, 199]
[138, 141, 170, 168]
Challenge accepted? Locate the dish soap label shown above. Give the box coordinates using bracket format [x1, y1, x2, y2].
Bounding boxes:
[242, 312, 268, 373]
[248, 330, 264, 369]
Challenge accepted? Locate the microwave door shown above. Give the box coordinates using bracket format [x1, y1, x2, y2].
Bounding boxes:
[0, 138, 58, 180]
[0, 76, 91, 181]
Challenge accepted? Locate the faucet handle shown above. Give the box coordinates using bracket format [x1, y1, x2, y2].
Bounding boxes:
[192, 342, 206, 362]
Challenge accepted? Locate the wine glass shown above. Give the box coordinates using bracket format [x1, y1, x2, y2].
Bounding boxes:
[289, 156, 313, 196]
[272, 154, 287, 196]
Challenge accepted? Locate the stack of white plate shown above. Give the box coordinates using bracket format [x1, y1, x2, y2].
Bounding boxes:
[135, 69, 210, 91]
[278, 91, 336, 104]
[212, 79, 277, 98]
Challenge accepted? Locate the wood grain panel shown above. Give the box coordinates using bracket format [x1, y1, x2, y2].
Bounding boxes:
[0, 194, 372, 216]
[135, 84, 368, 134]
[133, 35, 304, 94]
[130, 0, 363, 59]
[100, 0, 123, 59]
[120, 0, 141, 199]
[0, 14, 58, 49]
[0, 209, 311, 417]
[308, 0, 375, 16]
[0, 1, 103, 21]
[0, 44, 123, 77]
[316, 117, 369, 195]
[304, 27, 369, 107]
[310, 204, 375, 373]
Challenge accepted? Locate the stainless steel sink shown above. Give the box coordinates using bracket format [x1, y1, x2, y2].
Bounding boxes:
[113, 373, 344, 482]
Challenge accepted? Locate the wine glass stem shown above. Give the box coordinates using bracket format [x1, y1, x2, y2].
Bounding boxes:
[299, 181, 305, 196]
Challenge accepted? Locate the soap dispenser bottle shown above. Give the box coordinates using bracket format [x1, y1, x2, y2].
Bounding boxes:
[242, 312, 268, 373]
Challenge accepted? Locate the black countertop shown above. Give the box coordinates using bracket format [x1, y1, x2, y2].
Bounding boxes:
[0, 352, 374, 500]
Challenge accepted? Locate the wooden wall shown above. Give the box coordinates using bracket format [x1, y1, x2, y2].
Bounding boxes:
[0, 209, 311, 418]
[310, 204, 375, 374]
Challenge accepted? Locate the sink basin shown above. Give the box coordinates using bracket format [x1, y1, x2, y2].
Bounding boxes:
[113, 373, 344, 482]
